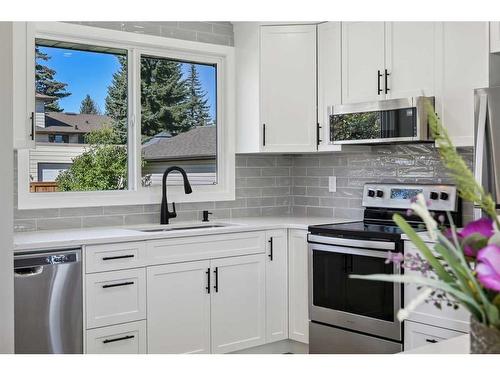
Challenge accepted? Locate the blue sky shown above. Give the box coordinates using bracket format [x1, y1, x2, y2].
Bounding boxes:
[38, 46, 216, 120]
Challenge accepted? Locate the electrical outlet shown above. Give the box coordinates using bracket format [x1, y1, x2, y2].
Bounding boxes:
[328, 176, 337, 193]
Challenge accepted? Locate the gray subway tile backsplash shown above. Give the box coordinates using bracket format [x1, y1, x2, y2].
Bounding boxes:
[14, 145, 474, 232]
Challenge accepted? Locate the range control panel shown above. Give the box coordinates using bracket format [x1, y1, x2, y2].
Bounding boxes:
[362, 183, 458, 212]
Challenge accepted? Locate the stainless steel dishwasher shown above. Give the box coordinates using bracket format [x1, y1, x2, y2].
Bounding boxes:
[14, 249, 83, 354]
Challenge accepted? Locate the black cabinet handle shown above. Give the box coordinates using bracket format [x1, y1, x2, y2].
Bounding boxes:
[102, 254, 135, 261]
[102, 281, 134, 289]
[213, 267, 218, 293]
[205, 268, 211, 294]
[103, 335, 135, 344]
[377, 70, 383, 95]
[262, 124, 266, 146]
[384, 69, 390, 94]
[316, 123, 322, 146]
[268, 237, 274, 261]
[425, 339, 438, 343]
[30, 112, 35, 140]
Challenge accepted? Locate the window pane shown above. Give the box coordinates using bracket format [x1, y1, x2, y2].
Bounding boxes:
[30, 40, 128, 193]
[140, 55, 217, 187]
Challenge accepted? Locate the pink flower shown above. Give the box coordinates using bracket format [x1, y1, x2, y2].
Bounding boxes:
[456, 218, 494, 257]
[476, 244, 500, 292]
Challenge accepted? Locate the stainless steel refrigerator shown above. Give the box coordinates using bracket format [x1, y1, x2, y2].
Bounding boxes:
[474, 87, 500, 219]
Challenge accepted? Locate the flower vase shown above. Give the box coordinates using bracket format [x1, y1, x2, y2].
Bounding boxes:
[470, 317, 500, 354]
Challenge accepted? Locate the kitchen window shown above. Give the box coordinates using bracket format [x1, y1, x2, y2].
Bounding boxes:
[16, 22, 235, 209]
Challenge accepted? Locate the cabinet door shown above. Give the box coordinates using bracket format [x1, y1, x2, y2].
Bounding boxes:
[265, 229, 288, 343]
[13, 22, 35, 149]
[147, 261, 211, 354]
[288, 230, 309, 344]
[404, 321, 466, 351]
[385, 22, 439, 99]
[491, 22, 500, 53]
[341, 22, 385, 104]
[436, 22, 489, 147]
[210, 254, 266, 353]
[317, 22, 342, 150]
[260, 25, 317, 152]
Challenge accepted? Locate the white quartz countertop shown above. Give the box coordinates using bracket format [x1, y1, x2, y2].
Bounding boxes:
[402, 334, 469, 354]
[13, 216, 354, 252]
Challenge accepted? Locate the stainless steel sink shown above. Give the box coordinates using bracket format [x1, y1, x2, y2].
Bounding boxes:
[135, 224, 231, 232]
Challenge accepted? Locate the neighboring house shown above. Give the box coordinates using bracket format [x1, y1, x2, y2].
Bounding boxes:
[31, 93, 217, 188]
[31, 94, 111, 185]
[142, 126, 217, 185]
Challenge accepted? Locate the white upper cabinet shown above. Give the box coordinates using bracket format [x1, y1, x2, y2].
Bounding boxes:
[265, 229, 288, 343]
[210, 254, 266, 353]
[491, 22, 500, 53]
[234, 23, 317, 153]
[260, 25, 317, 152]
[341, 22, 385, 104]
[13, 22, 35, 149]
[317, 22, 342, 151]
[342, 22, 439, 103]
[436, 22, 489, 147]
[385, 22, 439, 99]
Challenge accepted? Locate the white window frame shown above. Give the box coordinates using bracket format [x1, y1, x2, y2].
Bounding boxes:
[17, 22, 235, 210]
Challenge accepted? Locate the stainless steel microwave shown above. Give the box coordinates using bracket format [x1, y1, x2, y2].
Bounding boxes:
[328, 96, 434, 145]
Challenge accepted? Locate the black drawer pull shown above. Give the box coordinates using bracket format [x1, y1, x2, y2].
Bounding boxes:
[425, 338, 438, 343]
[102, 281, 134, 289]
[102, 254, 135, 261]
[103, 335, 135, 344]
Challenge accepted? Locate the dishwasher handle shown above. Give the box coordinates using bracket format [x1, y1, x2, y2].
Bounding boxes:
[14, 266, 44, 277]
[14, 250, 80, 269]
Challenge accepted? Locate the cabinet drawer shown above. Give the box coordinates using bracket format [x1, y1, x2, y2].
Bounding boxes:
[86, 268, 146, 329]
[404, 321, 466, 351]
[86, 320, 146, 354]
[146, 231, 266, 265]
[85, 242, 146, 273]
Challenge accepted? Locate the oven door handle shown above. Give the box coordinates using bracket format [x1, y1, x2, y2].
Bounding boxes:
[308, 234, 395, 251]
[310, 243, 392, 259]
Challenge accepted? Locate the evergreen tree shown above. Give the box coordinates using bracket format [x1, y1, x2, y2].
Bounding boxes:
[105, 56, 191, 141]
[185, 64, 212, 128]
[35, 47, 71, 112]
[80, 94, 100, 114]
[105, 56, 129, 142]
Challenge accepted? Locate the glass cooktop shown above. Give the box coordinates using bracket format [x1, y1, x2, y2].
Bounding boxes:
[308, 221, 426, 240]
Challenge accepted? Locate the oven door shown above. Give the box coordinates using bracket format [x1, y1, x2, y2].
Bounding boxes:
[308, 236, 402, 341]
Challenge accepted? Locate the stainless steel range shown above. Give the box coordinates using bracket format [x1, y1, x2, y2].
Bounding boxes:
[307, 183, 461, 354]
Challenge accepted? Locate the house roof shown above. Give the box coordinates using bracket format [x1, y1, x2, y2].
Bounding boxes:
[35, 93, 56, 102]
[36, 112, 113, 134]
[142, 126, 216, 161]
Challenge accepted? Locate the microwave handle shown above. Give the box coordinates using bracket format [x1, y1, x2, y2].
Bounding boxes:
[474, 93, 488, 187]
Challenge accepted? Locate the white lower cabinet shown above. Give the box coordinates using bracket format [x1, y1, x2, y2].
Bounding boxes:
[404, 321, 466, 351]
[265, 230, 288, 343]
[86, 320, 147, 354]
[147, 260, 211, 354]
[288, 229, 309, 344]
[211, 254, 266, 353]
[85, 268, 146, 329]
[146, 253, 266, 354]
